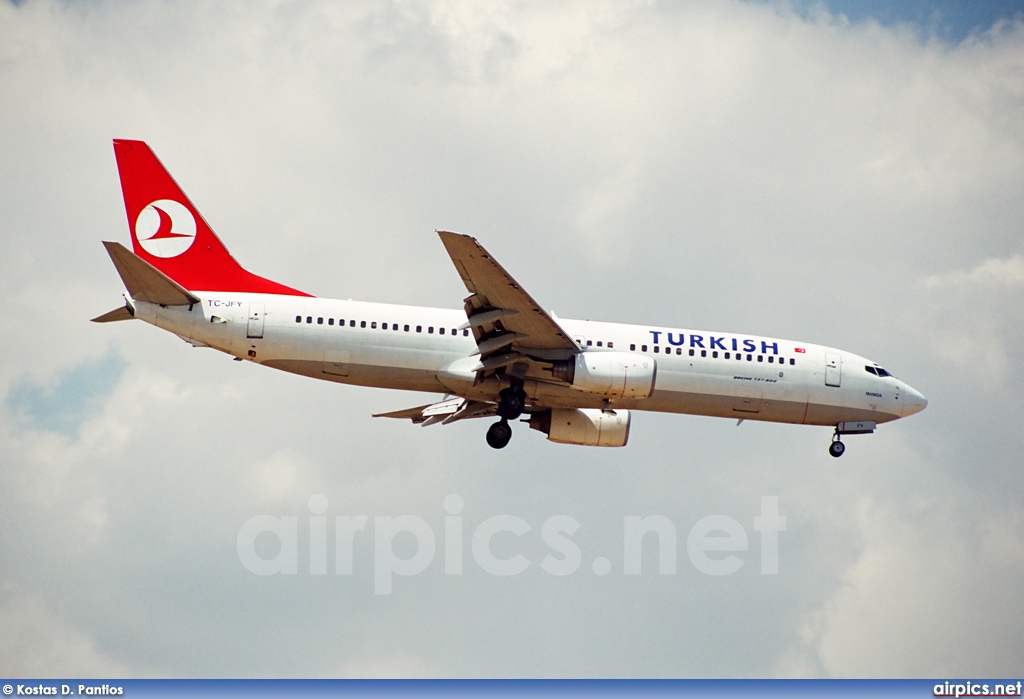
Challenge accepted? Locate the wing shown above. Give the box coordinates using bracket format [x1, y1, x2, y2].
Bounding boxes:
[373, 396, 497, 426]
[437, 231, 578, 378]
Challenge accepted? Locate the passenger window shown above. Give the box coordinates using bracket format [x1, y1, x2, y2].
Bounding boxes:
[428, 327, 434, 334]
[642, 345, 648, 352]
[463, 329, 469, 337]
[295, 315, 301, 323]
[328, 318, 334, 326]
[654, 346, 660, 353]
[747, 354, 752, 361]
[676, 348, 682, 355]
[608, 341, 614, 348]
[725, 352, 730, 359]
[767, 356, 773, 363]
[790, 358, 795, 365]
[701, 350, 707, 357]
[630, 344, 636, 351]
[439, 328, 445, 335]
[404, 324, 410, 332]
[689, 349, 694, 357]
[371, 322, 377, 329]
[757, 355, 763, 362]
[349, 320, 355, 327]
[712, 351, 718, 358]
[416, 325, 422, 333]
[340, 319, 345, 326]
[586, 340, 592, 346]
[360, 321, 366, 328]
[597, 341, 603, 347]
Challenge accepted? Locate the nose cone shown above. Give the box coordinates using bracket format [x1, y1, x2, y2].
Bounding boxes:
[902, 384, 928, 417]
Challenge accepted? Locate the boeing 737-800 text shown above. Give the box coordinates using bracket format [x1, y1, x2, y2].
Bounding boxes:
[93, 140, 927, 456]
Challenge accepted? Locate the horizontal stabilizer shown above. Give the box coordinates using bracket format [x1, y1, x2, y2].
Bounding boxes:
[90, 305, 135, 323]
[102, 241, 200, 306]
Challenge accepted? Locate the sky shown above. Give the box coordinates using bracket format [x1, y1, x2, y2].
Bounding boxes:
[1, 0, 1023, 679]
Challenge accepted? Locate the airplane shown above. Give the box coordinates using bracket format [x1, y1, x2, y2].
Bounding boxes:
[93, 140, 927, 456]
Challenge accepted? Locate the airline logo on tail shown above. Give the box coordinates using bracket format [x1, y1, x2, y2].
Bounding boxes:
[135, 199, 196, 258]
[111, 139, 311, 297]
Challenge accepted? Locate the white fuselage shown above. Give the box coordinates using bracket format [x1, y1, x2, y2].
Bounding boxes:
[135, 293, 927, 427]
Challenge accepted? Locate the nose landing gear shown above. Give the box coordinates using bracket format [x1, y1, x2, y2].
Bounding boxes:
[827, 421, 876, 457]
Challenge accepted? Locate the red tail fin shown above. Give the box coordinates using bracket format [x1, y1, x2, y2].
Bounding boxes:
[113, 139, 310, 296]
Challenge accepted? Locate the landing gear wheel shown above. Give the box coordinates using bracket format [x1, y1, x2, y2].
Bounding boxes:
[497, 387, 526, 420]
[486, 419, 513, 449]
[828, 440, 846, 458]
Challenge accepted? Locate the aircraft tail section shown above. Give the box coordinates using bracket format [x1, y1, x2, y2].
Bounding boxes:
[112, 139, 310, 296]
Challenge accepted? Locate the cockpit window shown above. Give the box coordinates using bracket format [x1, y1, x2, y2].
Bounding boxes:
[865, 366, 878, 376]
[876, 367, 891, 377]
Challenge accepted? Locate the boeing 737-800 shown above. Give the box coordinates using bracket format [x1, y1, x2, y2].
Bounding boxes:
[93, 140, 927, 456]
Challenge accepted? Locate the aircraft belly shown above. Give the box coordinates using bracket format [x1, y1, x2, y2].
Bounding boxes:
[261, 358, 448, 393]
[618, 389, 900, 426]
[349, 344, 453, 371]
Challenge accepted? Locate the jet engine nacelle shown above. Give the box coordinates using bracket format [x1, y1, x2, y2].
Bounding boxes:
[551, 351, 656, 399]
[530, 408, 631, 447]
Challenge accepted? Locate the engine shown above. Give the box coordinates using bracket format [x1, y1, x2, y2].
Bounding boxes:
[549, 351, 656, 399]
[529, 408, 631, 447]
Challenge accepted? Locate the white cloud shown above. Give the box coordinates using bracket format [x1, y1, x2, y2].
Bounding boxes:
[922, 254, 1024, 288]
[335, 651, 435, 679]
[0, 588, 137, 677]
[792, 497, 1024, 676]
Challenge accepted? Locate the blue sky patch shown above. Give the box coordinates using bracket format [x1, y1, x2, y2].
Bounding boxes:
[757, 0, 1024, 43]
[6, 352, 128, 436]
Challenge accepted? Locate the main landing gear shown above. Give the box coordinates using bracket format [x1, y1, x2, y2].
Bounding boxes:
[497, 386, 526, 420]
[486, 419, 513, 449]
[487, 384, 527, 449]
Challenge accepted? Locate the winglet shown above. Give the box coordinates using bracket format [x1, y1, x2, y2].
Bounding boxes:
[102, 241, 200, 306]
